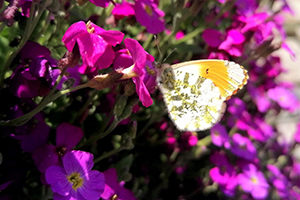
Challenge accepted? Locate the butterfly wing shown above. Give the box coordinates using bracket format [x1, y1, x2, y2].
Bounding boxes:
[157, 60, 248, 131]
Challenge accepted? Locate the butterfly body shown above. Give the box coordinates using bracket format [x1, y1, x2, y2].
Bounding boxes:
[156, 59, 248, 131]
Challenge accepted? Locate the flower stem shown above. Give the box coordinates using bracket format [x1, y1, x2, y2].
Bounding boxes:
[70, 89, 98, 124]
[0, 83, 89, 127]
[93, 146, 125, 164]
[0, 0, 50, 87]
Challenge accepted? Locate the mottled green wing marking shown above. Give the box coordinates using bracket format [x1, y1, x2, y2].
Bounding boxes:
[157, 67, 225, 131]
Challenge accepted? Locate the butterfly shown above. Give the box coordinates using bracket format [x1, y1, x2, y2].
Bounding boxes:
[156, 59, 249, 131]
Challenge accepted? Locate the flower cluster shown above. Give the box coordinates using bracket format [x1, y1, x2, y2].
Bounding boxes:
[0, 0, 299, 199]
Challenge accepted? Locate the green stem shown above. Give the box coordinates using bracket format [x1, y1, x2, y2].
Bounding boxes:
[0, 22, 6, 35]
[0, 83, 89, 127]
[173, 26, 204, 45]
[93, 146, 125, 164]
[142, 34, 154, 51]
[77, 118, 120, 148]
[197, 134, 212, 147]
[70, 89, 98, 124]
[0, 0, 50, 87]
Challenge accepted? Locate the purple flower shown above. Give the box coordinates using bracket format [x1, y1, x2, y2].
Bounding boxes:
[112, 0, 135, 20]
[88, 0, 111, 7]
[202, 28, 245, 57]
[45, 150, 105, 200]
[0, 181, 12, 191]
[219, 29, 245, 57]
[248, 116, 274, 142]
[248, 83, 271, 113]
[62, 21, 124, 73]
[202, 29, 224, 48]
[267, 164, 289, 198]
[239, 12, 269, 33]
[268, 86, 300, 112]
[119, 38, 156, 107]
[209, 153, 237, 188]
[179, 131, 198, 151]
[210, 124, 230, 148]
[33, 123, 84, 173]
[10, 103, 50, 153]
[238, 164, 269, 199]
[101, 168, 137, 200]
[230, 133, 257, 161]
[134, 0, 165, 34]
[294, 122, 300, 143]
[9, 41, 59, 98]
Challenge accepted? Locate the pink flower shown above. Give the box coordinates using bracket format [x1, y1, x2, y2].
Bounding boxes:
[101, 168, 137, 200]
[219, 29, 245, 57]
[238, 164, 269, 199]
[134, 0, 165, 34]
[202, 29, 223, 48]
[62, 21, 124, 73]
[112, 0, 135, 20]
[33, 123, 84, 173]
[88, 0, 111, 7]
[210, 123, 230, 148]
[119, 38, 156, 107]
[268, 86, 300, 112]
[294, 122, 300, 143]
[230, 133, 257, 161]
[202, 28, 245, 57]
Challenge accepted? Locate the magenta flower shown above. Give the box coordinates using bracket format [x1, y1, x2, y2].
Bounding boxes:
[112, 0, 135, 20]
[268, 86, 300, 112]
[101, 168, 137, 200]
[267, 164, 289, 198]
[238, 164, 269, 199]
[9, 41, 59, 98]
[248, 83, 271, 113]
[202, 29, 223, 48]
[10, 103, 50, 153]
[230, 133, 257, 161]
[33, 123, 84, 173]
[248, 116, 274, 142]
[209, 153, 238, 195]
[210, 123, 230, 148]
[88, 0, 111, 7]
[62, 21, 124, 73]
[118, 38, 156, 107]
[219, 29, 245, 57]
[202, 28, 245, 57]
[294, 122, 300, 143]
[179, 131, 198, 151]
[239, 12, 269, 33]
[45, 150, 105, 200]
[134, 0, 165, 34]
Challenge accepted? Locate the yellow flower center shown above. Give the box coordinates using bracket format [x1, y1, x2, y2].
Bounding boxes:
[67, 172, 84, 190]
[86, 21, 95, 34]
[251, 176, 258, 184]
[111, 194, 118, 200]
[145, 5, 153, 16]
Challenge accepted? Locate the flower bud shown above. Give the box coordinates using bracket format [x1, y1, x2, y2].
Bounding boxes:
[116, 105, 132, 121]
[114, 95, 128, 117]
[122, 134, 134, 150]
[87, 71, 123, 90]
[128, 121, 137, 139]
[124, 81, 136, 97]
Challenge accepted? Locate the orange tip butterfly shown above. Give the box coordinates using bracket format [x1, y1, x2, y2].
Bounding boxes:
[156, 59, 249, 131]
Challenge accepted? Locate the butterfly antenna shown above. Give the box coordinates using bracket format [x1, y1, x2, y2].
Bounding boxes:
[154, 35, 163, 62]
[162, 48, 177, 63]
